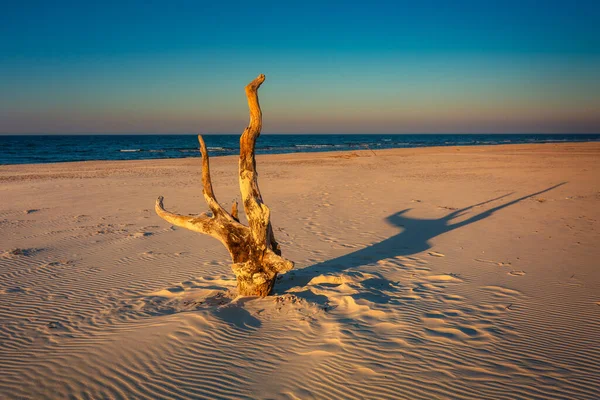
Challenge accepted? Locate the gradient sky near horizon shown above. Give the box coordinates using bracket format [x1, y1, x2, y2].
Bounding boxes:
[1, 0, 599, 134]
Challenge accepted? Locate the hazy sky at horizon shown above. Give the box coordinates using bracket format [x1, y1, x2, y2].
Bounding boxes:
[1, 1, 599, 134]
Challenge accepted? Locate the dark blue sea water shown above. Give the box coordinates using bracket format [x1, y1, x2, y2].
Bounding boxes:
[1, 134, 599, 165]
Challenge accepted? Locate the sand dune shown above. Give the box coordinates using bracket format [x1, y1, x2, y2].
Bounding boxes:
[1, 143, 599, 399]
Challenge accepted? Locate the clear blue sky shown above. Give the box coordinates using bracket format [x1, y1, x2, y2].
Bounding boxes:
[1, 0, 599, 134]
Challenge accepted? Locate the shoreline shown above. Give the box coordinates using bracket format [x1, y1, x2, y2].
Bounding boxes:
[1, 135, 599, 167]
[1, 141, 599, 172]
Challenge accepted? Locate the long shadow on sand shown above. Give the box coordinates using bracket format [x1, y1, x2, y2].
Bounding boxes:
[276, 182, 566, 295]
[126, 183, 565, 330]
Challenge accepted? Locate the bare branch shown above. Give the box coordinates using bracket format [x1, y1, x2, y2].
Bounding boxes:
[238, 74, 279, 252]
[231, 200, 239, 222]
[198, 135, 234, 221]
[155, 196, 215, 235]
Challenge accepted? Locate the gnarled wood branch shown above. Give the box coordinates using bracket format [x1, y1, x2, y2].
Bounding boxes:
[155, 74, 293, 296]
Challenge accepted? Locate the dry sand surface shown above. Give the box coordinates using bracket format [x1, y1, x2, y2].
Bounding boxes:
[1, 142, 599, 399]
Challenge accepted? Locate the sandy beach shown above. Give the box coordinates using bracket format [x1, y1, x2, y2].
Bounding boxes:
[1, 142, 599, 399]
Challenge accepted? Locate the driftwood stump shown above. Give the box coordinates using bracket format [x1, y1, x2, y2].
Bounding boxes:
[155, 74, 293, 296]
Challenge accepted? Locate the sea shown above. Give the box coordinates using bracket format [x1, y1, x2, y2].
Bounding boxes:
[1, 134, 599, 165]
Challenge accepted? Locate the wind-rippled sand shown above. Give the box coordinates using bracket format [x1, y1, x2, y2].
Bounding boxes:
[1, 143, 599, 399]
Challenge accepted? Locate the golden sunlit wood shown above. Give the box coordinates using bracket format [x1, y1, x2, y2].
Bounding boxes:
[155, 74, 293, 296]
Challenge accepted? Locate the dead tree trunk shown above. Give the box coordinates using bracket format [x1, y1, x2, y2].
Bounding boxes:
[155, 74, 293, 296]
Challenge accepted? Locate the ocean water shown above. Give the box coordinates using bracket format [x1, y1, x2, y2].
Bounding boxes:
[1, 134, 599, 165]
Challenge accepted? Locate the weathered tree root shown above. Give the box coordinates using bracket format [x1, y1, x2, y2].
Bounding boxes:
[155, 74, 293, 296]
